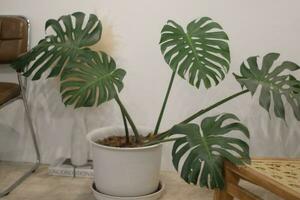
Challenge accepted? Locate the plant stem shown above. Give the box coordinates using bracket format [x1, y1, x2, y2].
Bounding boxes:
[180, 89, 250, 124]
[154, 70, 176, 135]
[156, 89, 250, 139]
[115, 95, 141, 142]
[145, 137, 184, 146]
[121, 109, 130, 143]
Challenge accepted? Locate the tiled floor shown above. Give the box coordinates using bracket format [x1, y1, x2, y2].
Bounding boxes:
[0, 164, 281, 200]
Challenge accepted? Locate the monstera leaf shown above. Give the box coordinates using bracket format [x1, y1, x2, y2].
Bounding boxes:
[160, 17, 230, 89]
[60, 50, 126, 108]
[12, 12, 102, 80]
[234, 53, 300, 120]
[170, 113, 250, 189]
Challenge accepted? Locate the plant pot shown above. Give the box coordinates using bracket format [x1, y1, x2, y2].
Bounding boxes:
[87, 126, 162, 197]
[91, 181, 165, 200]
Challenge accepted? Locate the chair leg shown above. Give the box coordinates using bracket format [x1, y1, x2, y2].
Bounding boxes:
[0, 76, 40, 197]
[0, 163, 39, 197]
[21, 90, 41, 163]
[214, 166, 240, 200]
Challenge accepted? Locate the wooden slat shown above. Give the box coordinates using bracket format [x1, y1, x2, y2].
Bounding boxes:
[225, 160, 300, 200]
[248, 159, 300, 194]
[227, 183, 263, 200]
[252, 157, 300, 161]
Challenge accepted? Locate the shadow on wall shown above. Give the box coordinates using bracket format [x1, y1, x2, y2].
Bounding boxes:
[246, 96, 300, 158]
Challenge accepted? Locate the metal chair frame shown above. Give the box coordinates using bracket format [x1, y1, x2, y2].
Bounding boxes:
[0, 16, 40, 197]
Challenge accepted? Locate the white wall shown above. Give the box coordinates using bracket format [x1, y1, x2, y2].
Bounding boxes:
[0, 0, 300, 170]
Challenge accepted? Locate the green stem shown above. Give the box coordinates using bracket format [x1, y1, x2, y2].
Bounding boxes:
[145, 137, 184, 146]
[156, 89, 250, 139]
[121, 109, 129, 143]
[154, 70, 176, 135]
[115, 95, 140, 142]
[180, 89, 249, 124]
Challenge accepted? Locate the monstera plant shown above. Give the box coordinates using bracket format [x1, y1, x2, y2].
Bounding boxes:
[12, 12, 300, 192]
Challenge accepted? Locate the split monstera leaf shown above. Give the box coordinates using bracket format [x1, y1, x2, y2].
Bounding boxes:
[11, 12, 300, 190]
[13, 12, 102, 80]
[60, 50, 126, 108]
[160, 17, 230, 89]
[12, 12, 126, 108]
[170, 113, 250, 189]
[234, 53, 300, 121]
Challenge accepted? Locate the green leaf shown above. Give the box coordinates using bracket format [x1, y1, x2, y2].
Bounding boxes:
[11, 12, 102, 80]
[169, 113, 250, 189]
[60, 50, 126, 108]
[234, 53, 300, 121]
[160, 17, 230, 89]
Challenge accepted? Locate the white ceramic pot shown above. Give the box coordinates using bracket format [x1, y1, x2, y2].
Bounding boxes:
[87, 126, 162, 197]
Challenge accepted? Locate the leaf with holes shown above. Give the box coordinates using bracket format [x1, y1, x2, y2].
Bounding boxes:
[160, 17, 230, 89]
[170, 113, 250, 189]
[12, 12, 102, 80]
[234, 53, 300, 120]
[60, 50, 126, 108]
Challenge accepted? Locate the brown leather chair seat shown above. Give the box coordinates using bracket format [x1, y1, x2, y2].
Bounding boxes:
[0, 17, 26, 106]
[0, 17, 28, 63]
[0, 82, 20, 106]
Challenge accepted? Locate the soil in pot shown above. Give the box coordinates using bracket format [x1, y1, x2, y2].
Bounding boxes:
[96, 135, 154, 148]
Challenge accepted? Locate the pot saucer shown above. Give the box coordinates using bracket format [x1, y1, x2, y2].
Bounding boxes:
[91, 181, 165, 200]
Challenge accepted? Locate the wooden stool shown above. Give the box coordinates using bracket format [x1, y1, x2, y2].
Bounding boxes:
[214, 158, 300, 200]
